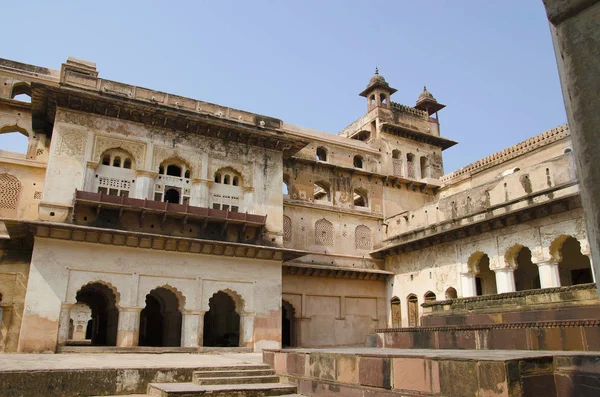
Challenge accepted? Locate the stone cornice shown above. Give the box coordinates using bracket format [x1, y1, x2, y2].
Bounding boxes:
[441, 124, 570, 185]
[284, 199, 384, 220]
[283, 262, 391, 281]
[0, 219, 308, 262]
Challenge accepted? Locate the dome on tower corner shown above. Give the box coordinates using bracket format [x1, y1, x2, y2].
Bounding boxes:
[359, 68, 397, 97]
[417, 86, 437, 104]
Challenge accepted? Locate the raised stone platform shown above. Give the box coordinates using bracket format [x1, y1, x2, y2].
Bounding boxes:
[0, 353, 262, 397]
[264, 347, 600, 397]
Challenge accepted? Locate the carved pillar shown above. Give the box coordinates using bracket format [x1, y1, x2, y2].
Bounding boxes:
[494, 268, 516, 294]
[133, 171, 157, 200]
[181, 311, 201, 348]
[57, 303, 74, 345]
[116, 307, 141, 347]
[191, 179, 211, 207]
[460, 273, 477, 297]
[536, 260, 561, 289]
[196, 311, 205, 347]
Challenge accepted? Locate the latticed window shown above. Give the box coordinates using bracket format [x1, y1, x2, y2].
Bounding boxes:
[393, 159, 403, 176]
[97, 177, 131, 197]
[0, 173, 21, 210]
[315, 218, 334, 247]
[283, 216, 292, 242]
[355, 225, 372, 250]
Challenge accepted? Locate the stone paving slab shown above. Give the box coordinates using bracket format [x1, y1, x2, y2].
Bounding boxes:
[0, 352, 262, 371]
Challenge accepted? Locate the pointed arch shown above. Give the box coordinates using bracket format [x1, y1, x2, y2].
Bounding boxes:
[10, 82, 31, 101]
[549, 234, 576, 263]
[466, 251, 487, 274]
[148, 284, 187, 311]
[504, 244, 526, 268]
[424, 291, 436, 302]
[390, 296, 401, 328]
[75, 280, 121, 308]
[213, 166, 244, 186]
[445, 287, 457, 299]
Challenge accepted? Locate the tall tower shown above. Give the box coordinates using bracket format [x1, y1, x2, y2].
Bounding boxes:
[359, 68, 397, 112]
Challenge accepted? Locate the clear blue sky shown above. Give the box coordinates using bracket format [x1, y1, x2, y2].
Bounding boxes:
[1, 0, 566, 172]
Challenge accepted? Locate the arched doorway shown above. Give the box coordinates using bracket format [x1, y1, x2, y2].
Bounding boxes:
[445, 287, 457, 299]
[474, 254, 497, 296]
[407, 294, 419, 327]
[203, 291, 240, 347]
[139, 287, 182, 347]
[513, 247, 541, 291]
[75, 283, 119, 346]
[390, 297, 401, 328]
[282, 300, 296, 348]
[559, 237, 594, 286]
[164, 188, 180, 204]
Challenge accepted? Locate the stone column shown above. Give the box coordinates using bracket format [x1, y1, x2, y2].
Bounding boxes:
[181, 311, 201, 348]
[543, 0, 600, 297]
[586, 255, 596, 283]
[460, 273, 477, 297]
[133, 171, 157, 200]
[494, 268, 516, 294]
[57, 303, 74, 346]
[190, 179, 211, 207]
[536, 260, 561, 289]
[116, 307, 141, 347]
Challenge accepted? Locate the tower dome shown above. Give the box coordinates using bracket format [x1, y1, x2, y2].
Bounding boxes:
[414, 85, 446, 115]
[359, 68, 397, 97]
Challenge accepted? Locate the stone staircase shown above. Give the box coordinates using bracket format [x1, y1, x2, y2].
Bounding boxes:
[93, 364, 299, 397]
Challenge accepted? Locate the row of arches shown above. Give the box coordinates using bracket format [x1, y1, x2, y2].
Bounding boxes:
[465, 235, 593, 296]
[283, 176, 370, 209]
[390, 288, 457, 327]
[283, 216, 373, 250]
[68, 283, 242, 348]
[392, 150, 430, 179]
[315, 147, 365, 169]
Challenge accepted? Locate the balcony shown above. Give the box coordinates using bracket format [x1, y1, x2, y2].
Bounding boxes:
[73, 190, 267, 243]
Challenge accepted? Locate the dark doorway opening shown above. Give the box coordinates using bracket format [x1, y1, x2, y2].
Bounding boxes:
[139, 288, 182, 347]
[203, 291, 240, 347]
[85, 320, 93, 339]
[282, 300, 296, 348]
[164, 188, 180, 204]
[74, 283, 119, 346]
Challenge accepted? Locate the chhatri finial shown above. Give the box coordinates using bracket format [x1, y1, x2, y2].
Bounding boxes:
[375, 67, 379, 75]
[423, 85, 427, 91]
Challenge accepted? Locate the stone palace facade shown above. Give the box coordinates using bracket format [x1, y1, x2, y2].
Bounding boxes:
[0, 57, 593, 353]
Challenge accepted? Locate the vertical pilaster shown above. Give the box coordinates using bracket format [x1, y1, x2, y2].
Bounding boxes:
[57, 303, 74, 345]
[181, 311, 201, 347]
[460, 273, 477, 297]
[116, 307, 141, 347]
[133, 171, 156, 200]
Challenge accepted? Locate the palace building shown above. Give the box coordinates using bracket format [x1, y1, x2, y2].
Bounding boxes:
[0, 56, 594, 354]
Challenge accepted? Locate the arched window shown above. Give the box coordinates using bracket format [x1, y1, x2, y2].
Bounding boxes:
[102, 154, 111, 165]
[159, 165, 165, 174]
[407, 294, 419, 327]
[316, 147, 328, 162]
[424, 291, 436, 302]
[355, 225, 372, 250]
[353, 188, 368, 208]
[380, 93, 388, 107]
[353, 155, 363, 169]
[96, 149, 135, 197]
[420, 156, 429, 179]
[215, 173, 222, 183]
[123, 158, 132, 169]
[314, 181, 331, 202]
[283, 174, 290, 195]
[390, 297, 401, 328]
[210, 167, 244, 212]
[10, 82, 31, 102]
[315, 218, 334, 247]
[392, 150, 401, 159]
[166, 165, 182, 177]
[370, 95, 376, 106]
[232, 176, 239, 186]
[223, 175, 230, 185]
[283, 216, 292, 243]
[113, 156, 121, 167]
[564, 148, 572, 154]
[445, 287, 457, 299]
[184, 170, 191, 178]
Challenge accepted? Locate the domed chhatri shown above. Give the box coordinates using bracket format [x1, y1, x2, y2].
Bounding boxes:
[414, 85, 446, 115]
[359, 67, 397, 97]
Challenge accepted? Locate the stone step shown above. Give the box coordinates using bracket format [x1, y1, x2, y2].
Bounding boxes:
[193, 369, 275, 378]
[147, 382, 297, 396]
[195, 364, 272, 371]
[194, 375, 280, 385]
